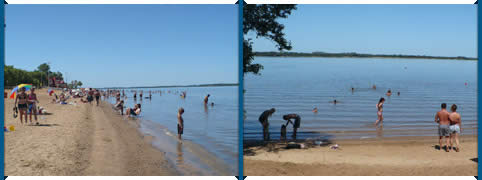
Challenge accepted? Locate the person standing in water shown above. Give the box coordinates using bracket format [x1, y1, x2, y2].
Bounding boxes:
[449, 104, 461, 152]
[177, 108, 185, 139]
[149, 90, 152, 99]
[283, 114, 301, 139]
[259, 108, 276, 141]
[435, 103, 451, 152]
[27, 88, 40, 125]
[204, 94, 210, 104]
[375, 98, 385, 125]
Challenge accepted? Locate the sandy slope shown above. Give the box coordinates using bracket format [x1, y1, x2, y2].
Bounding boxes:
[5, 89, 178, 175]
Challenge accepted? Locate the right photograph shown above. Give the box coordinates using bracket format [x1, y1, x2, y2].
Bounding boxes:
[243, 4, 477, 176]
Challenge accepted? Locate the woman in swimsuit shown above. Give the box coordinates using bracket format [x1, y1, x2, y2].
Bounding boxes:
[375, 97, 385, 125]
[15, 87, 29, 124]
[126, 104, 141, 116]
[28, 88, 40, 125]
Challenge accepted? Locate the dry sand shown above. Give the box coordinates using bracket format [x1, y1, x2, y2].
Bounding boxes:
[244, 135, 477, 176]
[5, 89, 178, 175]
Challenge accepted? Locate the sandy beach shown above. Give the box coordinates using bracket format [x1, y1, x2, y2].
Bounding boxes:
[244, 135, 477, 176]
[4, 89, 178, 175]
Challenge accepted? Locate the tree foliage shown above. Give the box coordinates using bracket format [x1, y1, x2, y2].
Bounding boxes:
[5, 63, 82, 88]
[243, 4, 297, 74]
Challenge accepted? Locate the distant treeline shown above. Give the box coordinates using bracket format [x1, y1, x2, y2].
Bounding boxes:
[5, 63, 82, 88]
[254, 51, 477, 60]
[101, 83, 238, 89]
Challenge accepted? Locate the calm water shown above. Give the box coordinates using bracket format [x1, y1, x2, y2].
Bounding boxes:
[244, 57, 477, 141]
[107, 86, 238, 175]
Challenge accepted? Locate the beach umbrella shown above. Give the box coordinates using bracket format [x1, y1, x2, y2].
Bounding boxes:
[9, 84, 32, 99]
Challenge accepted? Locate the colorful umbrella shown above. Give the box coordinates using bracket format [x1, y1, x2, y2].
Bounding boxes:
[9, 84, 32, 99]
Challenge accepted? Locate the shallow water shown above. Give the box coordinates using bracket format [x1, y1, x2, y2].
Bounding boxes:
[106, 86, 238, 175]
[244, 57, 477, 141]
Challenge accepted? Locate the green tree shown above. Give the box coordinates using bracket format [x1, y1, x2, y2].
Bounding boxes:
[37, 63, 50, 73]
[243, 4, 297, 74]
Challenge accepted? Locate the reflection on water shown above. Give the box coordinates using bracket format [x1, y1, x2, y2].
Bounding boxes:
[244, 57, 477, 140]
[176, 140, 184, 166]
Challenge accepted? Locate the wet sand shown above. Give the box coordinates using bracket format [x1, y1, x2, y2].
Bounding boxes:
[244, 135, 477, 176]
[4, 89, 178, 175]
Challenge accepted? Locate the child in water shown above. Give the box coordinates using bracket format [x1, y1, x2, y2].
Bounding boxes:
[177, 108, 185, 139]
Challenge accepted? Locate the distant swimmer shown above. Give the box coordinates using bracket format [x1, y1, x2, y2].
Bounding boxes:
[397, 91, 400, 96]
[330, 99, 339, 104]
[133, 91, 137, 99]
[283, 114, 301, 139]
[259, 108, 276, 141]
[372, 85, 377, 90]
[312, 107, 318, 113]
[211, 102, 214, 106]
[386, 89, 392, 96]
[351, 87, 355, 92]
[177, 108, 185, 139]
[375, 98, 385, 125]
[204, 94, 210, 104]
[140, 91, 143, 99]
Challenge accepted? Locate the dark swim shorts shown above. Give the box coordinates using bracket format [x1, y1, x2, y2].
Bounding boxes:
[177, 124, 184, 135]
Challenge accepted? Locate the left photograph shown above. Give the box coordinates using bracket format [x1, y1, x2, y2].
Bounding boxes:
[4, 5, 238, 176]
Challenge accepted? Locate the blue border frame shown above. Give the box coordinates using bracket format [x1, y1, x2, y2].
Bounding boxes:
[478, 1, 481, 177]
[1, 1, 5, 178]
[238, 1, 244, 177]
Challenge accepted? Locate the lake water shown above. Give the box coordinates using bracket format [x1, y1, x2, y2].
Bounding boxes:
[106, 86, 238, 175]
[244, 57, 477, 141]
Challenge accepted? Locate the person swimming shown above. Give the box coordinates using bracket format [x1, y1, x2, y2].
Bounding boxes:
[375, 97, 385, 125]
[312, 107, 318, 113]
[386, 89, 392, 96]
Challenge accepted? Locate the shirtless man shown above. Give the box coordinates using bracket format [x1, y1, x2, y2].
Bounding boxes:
[259, 108, 276, 141]
[204, 94, 210, 104]
[449, 104, 461, 152]
[283, 114, 301, 139]
[435, 103, 451, 152]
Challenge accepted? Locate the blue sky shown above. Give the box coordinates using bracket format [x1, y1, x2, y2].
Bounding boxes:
[6, 5, 238, 88]
[248, 5, 477, 58]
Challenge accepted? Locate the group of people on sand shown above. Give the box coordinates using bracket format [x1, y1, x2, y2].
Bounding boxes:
[435, 103, 462, 152]
[258, 108, 301, 141]
[14, 87, 40, 125]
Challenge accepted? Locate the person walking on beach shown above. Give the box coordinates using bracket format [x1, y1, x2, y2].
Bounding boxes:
[435, 103, 451, 152]
[449, 104, 461, 152]
[374, 98, 385, 125]
[27, 88, 40, 125]
[94, 90, 101, 106]
[15, 87, 28, 124]
[177, 108, 185, 139]
[87, 88, 94, 104]
[259, 108, 276, 141]
[204, 94, 210, 104]
[283, 114, 301, 139]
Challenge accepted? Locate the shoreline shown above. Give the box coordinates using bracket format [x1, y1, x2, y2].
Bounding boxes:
[104, 96, 236, 175]
[244, 135, 477, 175]
[4, 90, 178, 175]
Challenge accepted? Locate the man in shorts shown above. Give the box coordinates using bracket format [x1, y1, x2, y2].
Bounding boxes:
[435, 103, 451, 152]
[259, 108, 276, 141]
